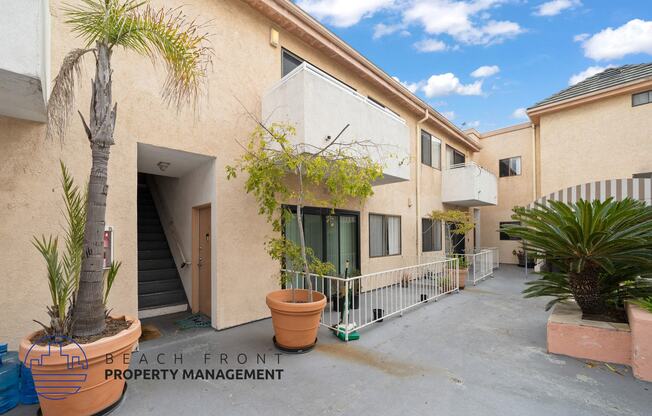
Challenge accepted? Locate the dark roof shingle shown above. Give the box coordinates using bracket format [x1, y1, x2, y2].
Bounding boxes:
[528, 63, 652, 110]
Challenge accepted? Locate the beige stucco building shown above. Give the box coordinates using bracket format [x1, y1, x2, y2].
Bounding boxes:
[475, 64, 652, 264]
[0, 0, 498, 348]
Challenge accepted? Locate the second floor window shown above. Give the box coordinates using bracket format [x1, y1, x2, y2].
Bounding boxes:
[422, 218, 442, 252]
[632, 90, 652, 107]
[499, 156, 521, 177]
[421, 130, 441, 169]
[370, 214, 401, 257]
[446, 145, 466, 168]
[282, 49, 304, 77]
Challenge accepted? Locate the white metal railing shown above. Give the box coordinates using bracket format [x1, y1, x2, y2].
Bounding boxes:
[451, 249, 494, 285]
[482, 247, 499, 269]
[282, 258, 459, 341]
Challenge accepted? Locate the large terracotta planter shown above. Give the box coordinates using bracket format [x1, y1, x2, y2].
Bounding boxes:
[19, 316, 141, 416]
[459, 268, 468, 289]
[266, 289, 326, 351]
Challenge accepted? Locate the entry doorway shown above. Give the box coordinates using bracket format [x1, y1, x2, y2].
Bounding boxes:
[192, 204, 212, 318]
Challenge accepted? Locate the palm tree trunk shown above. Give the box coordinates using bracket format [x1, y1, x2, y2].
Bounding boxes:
[72, 42, 117, 336]
[569, 266, 604, 316]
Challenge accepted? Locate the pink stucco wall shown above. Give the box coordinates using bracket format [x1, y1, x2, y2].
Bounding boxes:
[627, 303, 652, 382]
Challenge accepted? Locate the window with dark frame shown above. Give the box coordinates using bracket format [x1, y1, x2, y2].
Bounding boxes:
[370, 214, 401, 257]
[446, 145, 465, 167]
[422, 218, 442, 252]
[499, 221, 521, 241]
[499, 156, 521, 177]
[281, 48, 357, 91]
[421, 130, 441, 169]
[632, 90, 652, 107]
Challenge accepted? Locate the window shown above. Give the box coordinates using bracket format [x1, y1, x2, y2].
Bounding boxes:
[446, 145, 466, 167]
[282, 49, 304, 77]
[420, 130, 441, 169]
[499, 221, 521, 241]
[632, 90, 652, 107]
[422, 218, 442, 252]
[499, 156, 521, 177]
[370, 214, 401, 257]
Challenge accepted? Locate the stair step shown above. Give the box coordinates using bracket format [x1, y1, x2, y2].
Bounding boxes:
[138, 232, 165, 242]
[138, 289, 187, 309]
[138, 224, 164, 234]
[139, 258, 175, 270]
[138, 240, 169, 250]
[139, 268, 179, 282]
[138, 217, 161, 226]
[139, 279, 182, 295]
[138, 249, 172, 260]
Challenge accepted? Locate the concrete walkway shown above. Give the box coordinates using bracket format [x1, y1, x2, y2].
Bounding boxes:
[9, 265, 651, 415]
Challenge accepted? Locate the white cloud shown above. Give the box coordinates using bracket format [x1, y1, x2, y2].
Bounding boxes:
[373, 23, 403, 39]
[402, 0, 523, 46]
[441, 110, 456, 120]
[534, 0, 581, 17]
[471, 65, 500, 78]
[573, 33, 589, 42]
[422, 73, 483, 97]
[568, 65, 614, 85]
[511, 107, 528, 119]
[296, 0, 394, 27]
[392, 76, 423, 93]
[462, 120, 481, 128]
[414, 38, 448, 52]
[581, 19, 652, 61]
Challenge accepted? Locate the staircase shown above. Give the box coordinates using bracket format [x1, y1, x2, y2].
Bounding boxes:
[137, 174, 188, 314]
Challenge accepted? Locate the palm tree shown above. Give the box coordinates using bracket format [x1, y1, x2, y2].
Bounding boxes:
[47, 0, 212, 336]
[504, 198, 652, 318]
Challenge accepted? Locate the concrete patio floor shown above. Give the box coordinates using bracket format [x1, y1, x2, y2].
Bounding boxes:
[9, 265, 651, 416]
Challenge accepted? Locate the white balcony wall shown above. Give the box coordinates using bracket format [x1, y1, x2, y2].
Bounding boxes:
[0, 0, 50, 122]
[262, 63, 410, 184]
[442, 163, 498, 206]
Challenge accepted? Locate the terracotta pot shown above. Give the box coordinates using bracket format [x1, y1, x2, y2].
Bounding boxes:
[19, 316, 141, 416]
[266, 289, 326, 351]
[459, 268, 468, 289]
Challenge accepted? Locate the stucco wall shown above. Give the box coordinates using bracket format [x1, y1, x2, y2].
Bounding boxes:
[475, 124, 534, 264]
[538, 92, 652, 197]
[0, 0, 478, 347]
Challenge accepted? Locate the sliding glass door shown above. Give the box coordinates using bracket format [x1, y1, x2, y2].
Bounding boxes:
[284, 207, 359, 277]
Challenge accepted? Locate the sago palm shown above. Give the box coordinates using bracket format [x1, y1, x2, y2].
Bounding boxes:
[47, 0, 212, 336]
[504, 198, 652, 318]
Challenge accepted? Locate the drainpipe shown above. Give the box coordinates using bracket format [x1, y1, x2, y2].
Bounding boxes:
[416, 108, 429, 264]
[531, 123, 537, 200]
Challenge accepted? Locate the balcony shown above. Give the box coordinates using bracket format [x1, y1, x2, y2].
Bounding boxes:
[262, 63, 410, 184]
[0, 0, 49, 122]
[442, 162, 498, 206]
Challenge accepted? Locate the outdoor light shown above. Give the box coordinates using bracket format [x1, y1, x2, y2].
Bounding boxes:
[157, 161, 171, 172]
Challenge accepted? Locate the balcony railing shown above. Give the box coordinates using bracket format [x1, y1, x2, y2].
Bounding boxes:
[262, 63, 410, 184]
[442, 162, 498, 206]
[0, 0, 49, 122]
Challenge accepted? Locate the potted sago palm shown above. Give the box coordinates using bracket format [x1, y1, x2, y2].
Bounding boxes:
[19, 1, 212, 415]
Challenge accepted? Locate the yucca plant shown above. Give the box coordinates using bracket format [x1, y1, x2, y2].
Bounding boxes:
[504, 198, 652, 319]
[47, 0, 212, 336]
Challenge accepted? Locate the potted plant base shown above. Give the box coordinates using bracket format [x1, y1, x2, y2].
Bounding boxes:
[459, 268, 468, 289]
[19, 316, 141, 416]
[266, 289, 326, 352]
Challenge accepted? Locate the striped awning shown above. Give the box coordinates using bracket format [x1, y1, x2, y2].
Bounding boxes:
[530, 178, 652, 208]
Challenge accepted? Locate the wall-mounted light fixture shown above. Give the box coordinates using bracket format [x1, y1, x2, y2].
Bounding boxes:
[270, 28, 279, 48]
[157, 161, 171, 172]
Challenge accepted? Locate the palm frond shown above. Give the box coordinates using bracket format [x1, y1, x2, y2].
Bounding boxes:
[46, 48, 95, 141]
[63, 0, 213, 108]
[104, 260, 122, 305]
[59, 161, 87, 294]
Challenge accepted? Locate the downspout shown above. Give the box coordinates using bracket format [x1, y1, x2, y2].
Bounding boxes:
[531, 123, 537, 200]
[416, 108, 429, 264]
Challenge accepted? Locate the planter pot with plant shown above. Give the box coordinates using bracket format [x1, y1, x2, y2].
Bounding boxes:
[18, 2, 212, 414]
[512, 248, 535, 268]
[227, 123, 385, 351]
[457, 256, 469, 289]
[504, 198, 652, 323]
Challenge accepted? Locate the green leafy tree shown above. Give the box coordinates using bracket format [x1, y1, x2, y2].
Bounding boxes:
[46, 0, 213, 336]
[227, 123, 385, 302]
[504, 198, 652, 318]
[429, 209, 475, 256]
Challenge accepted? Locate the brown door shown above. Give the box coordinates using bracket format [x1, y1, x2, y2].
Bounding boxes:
[198, 206, 211, 317]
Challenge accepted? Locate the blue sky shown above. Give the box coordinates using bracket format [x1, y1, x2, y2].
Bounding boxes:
[294, 1, 652, 132]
